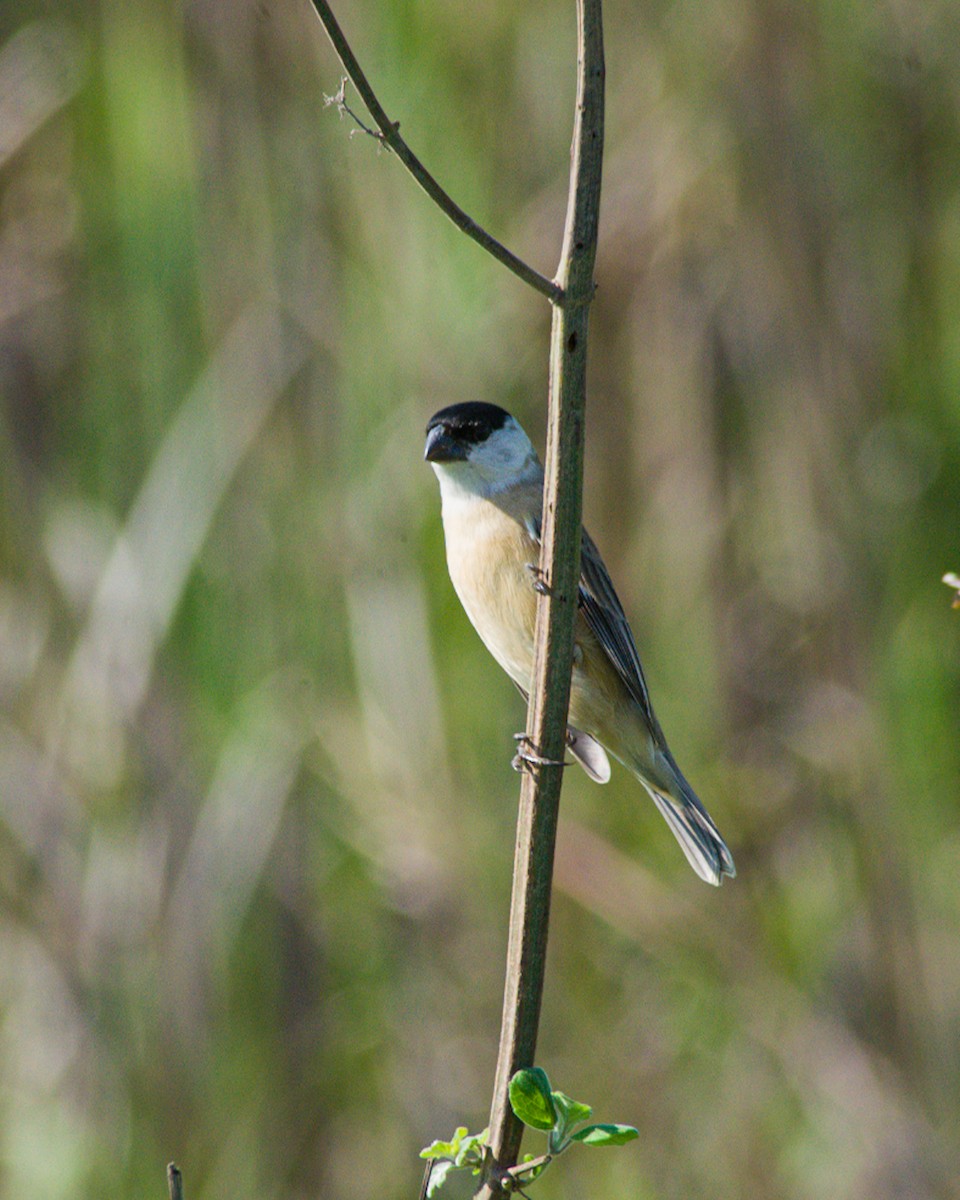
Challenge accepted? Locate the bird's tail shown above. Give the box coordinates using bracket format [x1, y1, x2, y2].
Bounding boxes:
[633, 749, 736, 887]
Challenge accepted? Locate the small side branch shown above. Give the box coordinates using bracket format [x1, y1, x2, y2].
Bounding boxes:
[323, 77, 384, 142]
[307, 0, 563, 304]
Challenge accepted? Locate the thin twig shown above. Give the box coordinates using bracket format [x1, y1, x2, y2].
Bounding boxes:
[167, 1163, 184, 1200]
[324, 76, 384, 143]
[306, 0, 563, 304]
[477, 0, 605, 1194]
[504, 1153, 553, 1184]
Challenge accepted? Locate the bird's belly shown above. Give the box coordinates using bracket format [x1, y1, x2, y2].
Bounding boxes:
[442, 502, 539, 692]
[441, 497, 640, 742]
[454, 563, 538, 691]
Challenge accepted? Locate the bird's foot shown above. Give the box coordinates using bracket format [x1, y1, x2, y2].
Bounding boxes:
[512, 732, 568, 773]
[525, 563, 552, 596]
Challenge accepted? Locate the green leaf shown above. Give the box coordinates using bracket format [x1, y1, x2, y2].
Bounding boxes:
[570, 1123, 639, 1147]
[424, 1160, 454, 1197]
[420, 1127, 472, 1160]
[453, 1131, 487, 1168]
[509, 1068, 558, 1131]
[422, 1143, 486, 1200]
[551, 1090, 593, 1128]
[420, 1140, 455, 1160]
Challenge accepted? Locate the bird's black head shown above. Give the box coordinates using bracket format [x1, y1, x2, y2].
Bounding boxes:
[424, 402, 512, 463]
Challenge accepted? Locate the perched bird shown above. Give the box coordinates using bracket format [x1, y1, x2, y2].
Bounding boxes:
[424, 401, 735, 886]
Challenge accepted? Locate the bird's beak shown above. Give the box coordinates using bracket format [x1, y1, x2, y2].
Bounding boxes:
[424, 425, 467, 463]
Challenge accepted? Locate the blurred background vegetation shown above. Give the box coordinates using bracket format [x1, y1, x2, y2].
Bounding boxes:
[1, 0, 959, 1196]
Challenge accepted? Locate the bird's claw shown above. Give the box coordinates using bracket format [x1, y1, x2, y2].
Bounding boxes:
[512, 733, 569, 773]
[525, 563, 552, 596]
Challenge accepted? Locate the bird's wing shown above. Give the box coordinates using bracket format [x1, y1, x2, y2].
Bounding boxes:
[526, 516, 657, 733]
[577, 527, 657, 729]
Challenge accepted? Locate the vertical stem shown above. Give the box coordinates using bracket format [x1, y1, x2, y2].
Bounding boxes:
[167, 1163, 184, 1200]
[478, 0, 604, 1192]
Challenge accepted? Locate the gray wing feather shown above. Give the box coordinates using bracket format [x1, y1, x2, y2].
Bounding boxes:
[526, 517, 657, 732]
[577, 528, 657, 729]
[527, 518, 735, 883]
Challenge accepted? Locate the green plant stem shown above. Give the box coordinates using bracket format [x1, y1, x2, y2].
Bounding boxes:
[478, 0, 604, 1193]
[307, 0, 563, 304]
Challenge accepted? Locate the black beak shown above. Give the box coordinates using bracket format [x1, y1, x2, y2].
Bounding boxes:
[424, 425, 467, 463]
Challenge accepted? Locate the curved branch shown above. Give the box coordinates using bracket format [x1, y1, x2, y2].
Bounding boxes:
[307, 0, 563, 304]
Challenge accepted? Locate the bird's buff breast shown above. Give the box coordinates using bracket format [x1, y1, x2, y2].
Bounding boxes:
[441, 495, 540, 691]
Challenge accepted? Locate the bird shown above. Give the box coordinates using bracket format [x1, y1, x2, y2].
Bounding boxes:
[424, 401, 735, 886]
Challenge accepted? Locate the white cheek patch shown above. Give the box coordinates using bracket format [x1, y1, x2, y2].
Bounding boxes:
[467, 430, 540, 492]
[431, 419, 541, 503]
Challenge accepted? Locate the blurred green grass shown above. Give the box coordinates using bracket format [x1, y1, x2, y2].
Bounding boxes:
[1, 0, 959, 1197]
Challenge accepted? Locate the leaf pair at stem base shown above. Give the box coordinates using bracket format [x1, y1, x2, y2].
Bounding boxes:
[420, 1068, 637, 1196]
